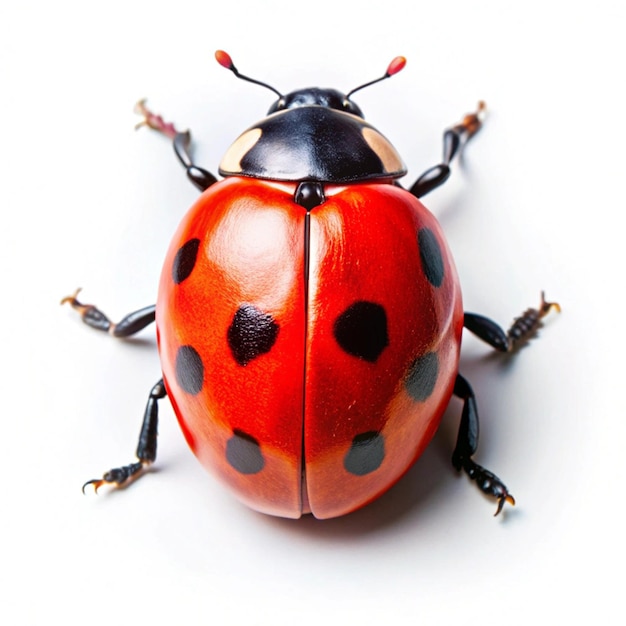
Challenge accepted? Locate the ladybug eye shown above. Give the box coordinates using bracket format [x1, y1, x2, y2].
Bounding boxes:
[341, 98, 364, 117]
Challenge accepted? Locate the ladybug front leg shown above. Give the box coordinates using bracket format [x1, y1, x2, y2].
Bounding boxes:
[452, 374, 515, 516]
[409, 101, 486, 198]
[134, 99, 217, 192]
[82, 379, 165, 493]
[61, 289, 156, 338]
[464, 292, 561, 353]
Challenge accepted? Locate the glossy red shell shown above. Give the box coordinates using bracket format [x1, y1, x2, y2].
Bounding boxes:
[156, 177, 463, 519]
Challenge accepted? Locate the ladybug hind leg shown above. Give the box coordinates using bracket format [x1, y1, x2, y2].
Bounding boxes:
[464, 292, 561, 353]
[61, 289, 156, 338]
[452, 374, 515, 516]
[82, 379, 165, 493]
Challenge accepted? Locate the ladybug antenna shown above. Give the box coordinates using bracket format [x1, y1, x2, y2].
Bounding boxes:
[345, 56, 407, 100]
[215, 50, 283, 98]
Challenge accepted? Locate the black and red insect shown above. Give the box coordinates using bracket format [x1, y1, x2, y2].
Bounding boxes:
[63, 51, 559, 518]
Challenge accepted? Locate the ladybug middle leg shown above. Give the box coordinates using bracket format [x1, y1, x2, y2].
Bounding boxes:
[134, 99, 217, 192]
[409, 101, 486, 198]
[82, 379, 165, 492]
[452, 374, 515, 516]
[61, 288, 156, 338]
[464, 292, 561, 352]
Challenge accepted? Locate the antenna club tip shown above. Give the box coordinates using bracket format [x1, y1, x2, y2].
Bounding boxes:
[215, 50, 234, 70]
[386, 56, 407, 76]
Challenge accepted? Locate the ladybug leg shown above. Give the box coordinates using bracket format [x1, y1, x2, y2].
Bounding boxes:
[134, 99, 217, 192]
[452, 374, 515, 516]
[409, 101, 486, 198]
[82, 379, 165, 493]
[464, 292, 561, 352]
[172, 130, 218, 191]
[61, 288, 155, 338]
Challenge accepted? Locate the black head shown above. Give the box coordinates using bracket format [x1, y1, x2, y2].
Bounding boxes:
[268, 88, 364, 117]
[215, 50, 406, 120]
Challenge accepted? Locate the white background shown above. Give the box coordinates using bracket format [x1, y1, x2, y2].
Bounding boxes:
[1, 1, 623, 624]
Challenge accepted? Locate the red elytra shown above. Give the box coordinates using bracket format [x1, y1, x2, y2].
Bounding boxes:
[157, 177, 462, 519]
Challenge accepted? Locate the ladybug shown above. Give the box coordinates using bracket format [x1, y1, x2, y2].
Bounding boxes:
[63, 51, 559, 518]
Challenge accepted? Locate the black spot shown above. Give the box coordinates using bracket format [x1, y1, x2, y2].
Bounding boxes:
[418, 228, 444, 287]
[227, 304, 279, 366]
[333, 301, 388, 362]
[175, 345, 204, 395]
[172, 238, 201, 284]
[226, 429, 265, 474]
[405, 352, 439, 401]
[344, 431, 385, 476]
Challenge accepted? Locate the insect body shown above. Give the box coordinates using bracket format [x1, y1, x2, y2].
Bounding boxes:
[64, 52, 558, 518]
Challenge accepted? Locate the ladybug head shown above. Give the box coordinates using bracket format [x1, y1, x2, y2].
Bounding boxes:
[215, 50, 406, 119]
[268, 88, 364, 117]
